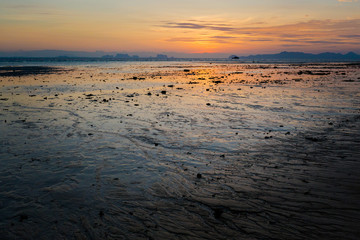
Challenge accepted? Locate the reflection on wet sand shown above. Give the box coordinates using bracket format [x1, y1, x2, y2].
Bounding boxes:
[0, 62, 360, 239]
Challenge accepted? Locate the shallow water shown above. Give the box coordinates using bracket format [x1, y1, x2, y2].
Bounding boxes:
[0, 62, 360, 239]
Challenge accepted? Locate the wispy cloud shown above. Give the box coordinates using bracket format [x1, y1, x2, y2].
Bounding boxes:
[158, 18, 360, 47]
[161, 22, 236, 32]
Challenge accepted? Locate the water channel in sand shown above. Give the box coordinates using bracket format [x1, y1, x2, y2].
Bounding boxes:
[0, 62, 360, 239]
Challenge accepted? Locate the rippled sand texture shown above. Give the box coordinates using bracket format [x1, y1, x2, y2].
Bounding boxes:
[1, 62, 360, 239]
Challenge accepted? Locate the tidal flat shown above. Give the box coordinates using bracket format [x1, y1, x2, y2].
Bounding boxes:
[0, 62, 360, 239]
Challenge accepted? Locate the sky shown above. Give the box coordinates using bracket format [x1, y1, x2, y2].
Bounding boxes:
[0, 0, 359, 56]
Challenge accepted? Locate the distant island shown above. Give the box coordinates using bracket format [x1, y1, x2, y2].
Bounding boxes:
[0, 50, 359, 62]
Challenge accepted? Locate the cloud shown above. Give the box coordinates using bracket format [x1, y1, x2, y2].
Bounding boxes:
[339, 34, 360, 38]
[161, 22, 235, 32]
[159, 18, 360, 47]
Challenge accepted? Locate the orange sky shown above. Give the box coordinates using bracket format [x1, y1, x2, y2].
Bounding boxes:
[0, 0, 359, 56]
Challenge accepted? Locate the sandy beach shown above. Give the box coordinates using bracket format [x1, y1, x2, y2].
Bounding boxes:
[0, 61, 360, 239]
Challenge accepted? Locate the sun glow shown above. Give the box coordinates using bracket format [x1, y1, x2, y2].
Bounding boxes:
[0, 0, 359, 55]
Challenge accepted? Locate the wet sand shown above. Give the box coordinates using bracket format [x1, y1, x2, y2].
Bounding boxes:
[0, 62, 360, 239]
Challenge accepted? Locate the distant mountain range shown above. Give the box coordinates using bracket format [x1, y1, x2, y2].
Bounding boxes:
[230, 51, 360, 62]
[0, 50, 359, 62]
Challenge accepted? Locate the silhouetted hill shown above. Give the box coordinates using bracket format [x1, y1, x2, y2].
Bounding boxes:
[1, 50, 359, 62]
[239, 51, 360, 62]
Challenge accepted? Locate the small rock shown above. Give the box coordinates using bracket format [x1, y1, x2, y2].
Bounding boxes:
[19, 214, 28, 222]
[99, 210, 104, 217]
[213, 208, 223, 219]
[197, 173, 202, 179]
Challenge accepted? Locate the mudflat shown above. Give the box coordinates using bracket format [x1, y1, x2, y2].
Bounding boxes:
[0, 62, 359, 239]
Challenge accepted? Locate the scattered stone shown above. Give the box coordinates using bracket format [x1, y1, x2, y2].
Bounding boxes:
[212, 80, 223, 84]
[19, 214, 28, 222]
[213, 208, 223, 219]
[99, 210, 104, 217]
[197, 173, 202, 179]
[161, 90, 167, 95]
[188, 81, 199, 84]
[305, 137, 320, 142]
[206, 103, 211, 106]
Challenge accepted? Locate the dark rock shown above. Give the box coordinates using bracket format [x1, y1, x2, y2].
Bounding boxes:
[305, 137, 320, 142]
[19, 214, 28, 222]
[212, 80, 223, 84]
[197, 173, 202, 179]
[99, 210, 104, 217]
[206, 103, 211, 106]
[213, 208, 223, 219]
[161, 91, 167, 95]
